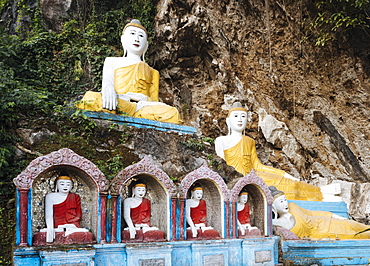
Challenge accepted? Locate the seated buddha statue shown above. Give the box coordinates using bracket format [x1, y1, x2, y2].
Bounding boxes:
[269, 186, 370, 240]
[34, 175, 93, 245]
[215, 102, 324, 201]
[122, 181, 164, 241]
[186, 184, 219, 239]
[76, 19, 182, 124]
[237, 190, 261, 237]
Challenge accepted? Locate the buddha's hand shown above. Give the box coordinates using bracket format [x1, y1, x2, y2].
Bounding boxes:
[125, 92, 148, 102]
[239, 226, 246, 236]
[46, 228, 55, 243]
[191, 226, 198, 238]
[284, 173, 300, 181]
[102, 89, 118, 110]
[129, 225, 136, 239]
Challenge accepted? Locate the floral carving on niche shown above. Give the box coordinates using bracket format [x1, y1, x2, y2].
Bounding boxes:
[179, 164, 229, 199]
[110, 156, 177, 197]
[13, 148, 109, 191]
[229, 170, 273, 204]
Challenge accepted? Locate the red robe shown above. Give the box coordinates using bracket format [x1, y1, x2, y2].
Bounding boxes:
[190, 199, 207, 224]
[53, 193, 82, 228]
[238, 203, 251, 224]
[130, 198, 152, 226]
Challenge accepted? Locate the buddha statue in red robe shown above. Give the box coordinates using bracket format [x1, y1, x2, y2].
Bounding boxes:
[33, 176, 94, 245]
[237, 191, 261, 238]
[122, 181, 164, 241]
[186, 184, 219, 239]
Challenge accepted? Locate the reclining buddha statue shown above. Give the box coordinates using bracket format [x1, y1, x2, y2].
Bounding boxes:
[77, 19, 182, 124]
[215, 102, 325, 201]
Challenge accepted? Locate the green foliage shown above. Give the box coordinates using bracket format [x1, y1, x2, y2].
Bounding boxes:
[181, 137, 215, 151]
[308, 0, 370, 45]
[0, 206, 15, 265]
[96, 154, 126, 180]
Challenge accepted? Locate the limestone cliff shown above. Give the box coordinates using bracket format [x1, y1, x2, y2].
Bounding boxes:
[150, 0, 370, 222]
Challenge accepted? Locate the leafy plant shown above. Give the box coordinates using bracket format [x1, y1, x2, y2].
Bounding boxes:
[308, 0, 370, 46]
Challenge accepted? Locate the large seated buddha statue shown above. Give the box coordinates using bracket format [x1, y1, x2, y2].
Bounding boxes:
[33, 175, 94, 245]
[215, 102, 324, 201]
[186, 184, 219, 239]
[76, 19, 182, 124]
[269, 186, 370, 240]
[237, 190, 262, 238]
[122, 181, 165, 242]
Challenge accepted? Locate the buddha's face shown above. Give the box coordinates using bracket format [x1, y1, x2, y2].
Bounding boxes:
[56, 179, 72, 194]
[239, 194, 248, 203]
[227, 110, 247, 133]
[133, 186, 146, 198]
[273, 195, 289, 215]
[192, 189, 203, 200]
[121, 26, 148, 56]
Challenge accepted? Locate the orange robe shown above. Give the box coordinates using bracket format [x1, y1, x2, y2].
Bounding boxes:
[53, 193, 82, 228]
[289, 203, 370, 239]
[190, 199, 207, 225]
[77, 62, 182, 124]
[130, 198, 152, 226]
[224, 135, 323, 201]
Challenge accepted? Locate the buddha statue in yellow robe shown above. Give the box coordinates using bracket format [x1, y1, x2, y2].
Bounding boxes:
[76, 19, 182, 124]
[215, 102, 323, 201]
[270, 186, 370, 239]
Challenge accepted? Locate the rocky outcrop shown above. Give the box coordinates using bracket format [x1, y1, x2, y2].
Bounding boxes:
[152, 0, 370, 222]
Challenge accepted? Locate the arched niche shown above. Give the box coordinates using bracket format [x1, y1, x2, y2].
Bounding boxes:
[13, 148, 108, 245]
[111, 156, 176, 241]
[180, 164, 229, 238]
[229, 170, 273, 236]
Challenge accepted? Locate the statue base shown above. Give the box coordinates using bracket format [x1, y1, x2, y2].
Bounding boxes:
[186, 229, 220, 240]
[33, 231, 95, 246]
[237, 228, 262, 239]
[121, 229, 166, 242]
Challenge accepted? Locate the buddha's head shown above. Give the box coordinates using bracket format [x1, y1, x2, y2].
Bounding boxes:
[238, 191, 249, 204]
[132, 181, 147, 198]
[55, 176, 73, 194]
[269, 186, 289, 216]
[226, 102, 248, 135]
[121, 19, 148, 60]
[190, 183, 203, 200]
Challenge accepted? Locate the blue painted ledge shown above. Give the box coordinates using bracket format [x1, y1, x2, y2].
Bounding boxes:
[84, 111, 196, 134]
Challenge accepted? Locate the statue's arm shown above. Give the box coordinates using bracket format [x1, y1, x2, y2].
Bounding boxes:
[214, 137, 225, 159]
[101, 58, 117, 110]
[123, 199, 135, 228]
[45, 193, 55, 242]
[249, 138, 285, 176]
[186, 200, 198, 237]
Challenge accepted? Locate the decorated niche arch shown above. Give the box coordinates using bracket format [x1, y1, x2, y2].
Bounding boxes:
[13, 148, 109, 246]
[180, 164, 229, 239]
[229, 170, 273, 237]
[110, 156, 176, 242]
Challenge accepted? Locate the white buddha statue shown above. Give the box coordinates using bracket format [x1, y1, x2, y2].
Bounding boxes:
[41, 176, 88, 243]
[123, 181, 159, 239]
[237, 191, 259, 236]
[269, 186, 370, 240]
[77, 19, 182, 124]
[186, 184, 216, 238]
[215, 102, 340, 201]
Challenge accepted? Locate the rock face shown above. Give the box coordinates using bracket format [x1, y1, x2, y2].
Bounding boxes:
[150, 0, 370, 222]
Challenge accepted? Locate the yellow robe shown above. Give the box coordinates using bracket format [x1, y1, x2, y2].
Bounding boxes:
[77, 62, 182, 124]
[224, 135, 323, 201]
[289, 202, 370, 239]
